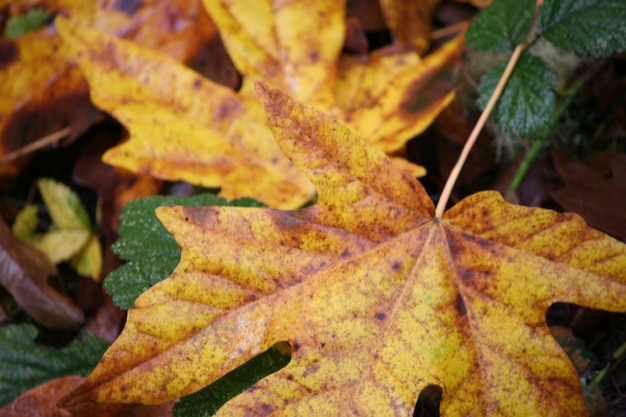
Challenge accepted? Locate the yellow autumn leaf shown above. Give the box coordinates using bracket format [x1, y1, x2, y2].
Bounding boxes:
[0, 0, 208, 177]
[55, 17, 315, 209]
[34, 178, 103, 281]
[70, 234, 103, 280]
[206, 0, 463, 155]
[57, 0, 463, 208]
[336, 35, 462, 154]
[35, 229, 91, 264]
[12, 205, 39, 242]
[37, 178, 90, 229]
[60, 81, 626, 416]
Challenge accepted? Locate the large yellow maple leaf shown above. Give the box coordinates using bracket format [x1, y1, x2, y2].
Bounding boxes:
[61, 81, 626, 416]
[57, 0, 462, 209]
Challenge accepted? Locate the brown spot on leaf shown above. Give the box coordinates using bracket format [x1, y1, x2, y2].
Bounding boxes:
[401, 67, 456, 116]
[214, 96, 239, 120]
[0, 41, 18, 71]
[114, 0, 141, 15]
[309, 50, 320, 63]
[454, 294, 466, 317]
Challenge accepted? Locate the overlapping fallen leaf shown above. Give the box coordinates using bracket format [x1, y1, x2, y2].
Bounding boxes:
[2, 376, 173, 417]
[551, 149, 626, 241]
[0, 0, 209, 177]
[56, 0, 463, 208]
[61, 82, 626, 416]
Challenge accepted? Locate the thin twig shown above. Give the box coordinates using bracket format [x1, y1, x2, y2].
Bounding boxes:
[0, 127, 71, 165]
[0, 113, 105, 165]
[435, 0, 543, 218]
[430, 20, 471, 41]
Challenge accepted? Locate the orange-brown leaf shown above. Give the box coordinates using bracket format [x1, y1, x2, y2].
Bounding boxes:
[0, 376, 173, 417]
[60, 82, 626, 416]
[0, 216, 83, 330]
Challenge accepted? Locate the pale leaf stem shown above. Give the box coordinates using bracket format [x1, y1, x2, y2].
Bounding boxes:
[435, 1, 543, 218]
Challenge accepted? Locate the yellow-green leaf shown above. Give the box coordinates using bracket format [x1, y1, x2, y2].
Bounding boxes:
[37, 178, 90, 229]
[70, 235, 103, 281]
[35, 229, 91, 264]
[12, 205, 39, 242]
[60, 81, 626, 416]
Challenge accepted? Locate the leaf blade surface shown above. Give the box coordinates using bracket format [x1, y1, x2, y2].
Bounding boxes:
[61, 81, 626, 417]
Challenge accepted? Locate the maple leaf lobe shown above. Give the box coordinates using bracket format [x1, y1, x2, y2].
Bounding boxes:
[59, 74, 626, 417]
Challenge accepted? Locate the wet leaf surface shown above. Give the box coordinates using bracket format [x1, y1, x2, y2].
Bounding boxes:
[59, 82, 626, 416]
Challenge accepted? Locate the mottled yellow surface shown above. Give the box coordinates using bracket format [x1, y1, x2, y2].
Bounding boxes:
[56, 0, 463, 209]
[61, 80, 626, 417]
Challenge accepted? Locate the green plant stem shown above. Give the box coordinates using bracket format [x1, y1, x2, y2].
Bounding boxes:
[594, 339, 626, 386]
[506, 78, 584, 196]
[506, 135, 545, 195]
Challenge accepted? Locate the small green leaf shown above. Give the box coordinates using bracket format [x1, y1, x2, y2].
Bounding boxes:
[105, 193, 266, 309]
[173, 343, 291, 417]
[0, 324, 109, 407]
[477, 54, 556, 138]
[37, 179, 91, 230]
[4, 9, 50, 40]
[539, 0, 626, 58]
[466, 0, 535, 52]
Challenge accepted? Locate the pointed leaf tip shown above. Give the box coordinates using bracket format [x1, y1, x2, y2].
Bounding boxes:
[254, 77, 433, 225]
[254, 79, 291, 119]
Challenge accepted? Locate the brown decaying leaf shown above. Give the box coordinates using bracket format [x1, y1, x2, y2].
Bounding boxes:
[0, 376, 173, 417]
[59, 82, 626, 416]
[550, 149, 626, 241]
[0, 217, 83, 330]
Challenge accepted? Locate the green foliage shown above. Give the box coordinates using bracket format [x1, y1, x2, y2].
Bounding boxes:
[467, 0, 626, 138]
[540, 0, 626, 58]
[173, 343, 291, 417]
[477, 54, 556, 137]
[0, 324, 109, 407]
[465, 0, 534, 52]
[4, 9, 50, 40]
[105, 193, 266, 309]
